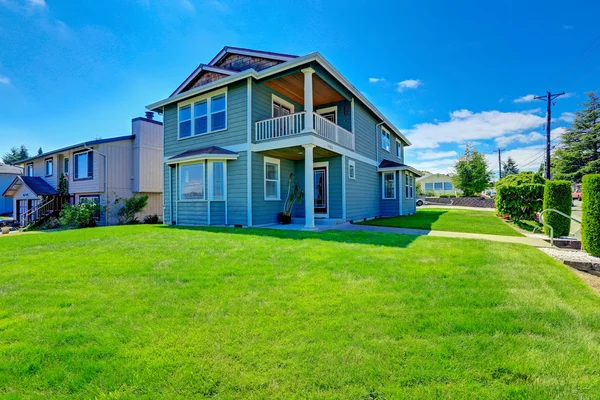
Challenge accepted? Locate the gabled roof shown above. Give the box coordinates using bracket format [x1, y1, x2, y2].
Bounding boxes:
[171, 64, 237, 97]
[2, 176, 59, 198]
[147, 51, 411, 146]
[208, 46, 298, 66]
[166, 146, 239, 164]
[19, 135, 135, 164]
[0, 163, 23, 175]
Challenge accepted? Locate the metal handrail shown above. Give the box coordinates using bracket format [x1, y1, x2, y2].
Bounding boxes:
[533, 208, 581, 246]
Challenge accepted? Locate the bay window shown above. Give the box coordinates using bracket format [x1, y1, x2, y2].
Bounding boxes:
[180, 163, 205, 200]
[382, 172, 395, 199]
[179, 160, 228, 201]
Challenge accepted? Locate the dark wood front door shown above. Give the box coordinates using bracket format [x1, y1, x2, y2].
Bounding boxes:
[313, 167, 327, 215]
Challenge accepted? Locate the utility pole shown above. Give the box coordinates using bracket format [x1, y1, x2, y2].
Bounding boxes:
[534, 91, 565, 179]
[493, 148, 505, 180]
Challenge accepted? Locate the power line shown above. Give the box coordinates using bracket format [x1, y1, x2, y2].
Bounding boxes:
[556, 32, 600, 86]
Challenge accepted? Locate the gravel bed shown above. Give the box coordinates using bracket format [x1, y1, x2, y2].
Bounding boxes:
[539, 247, 600, 264]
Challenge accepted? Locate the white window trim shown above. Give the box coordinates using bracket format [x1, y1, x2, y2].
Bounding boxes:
[207, 160, 227, 201]
[264, 156, 281, 201]
[381, 127, 391, 152]
[406, 174, 414, 199]
[177, 87, 228, 140]
[316, 105, 337, 124]
[348, 159, 356, 180]
[396, 139, 403, 159]
[45, 158, 53, 177]
[179, 161, 206, 202]
[73, 150, 93, 180]
[382, 172, 396, 199]
[271, 94, 295, 117]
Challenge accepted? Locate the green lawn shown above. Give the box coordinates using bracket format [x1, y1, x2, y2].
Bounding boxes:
[359, 208, 523, 236]
[1, 226, 599, 399]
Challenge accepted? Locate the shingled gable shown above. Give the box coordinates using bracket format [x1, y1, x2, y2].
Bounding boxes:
[171, 47, 298, 97]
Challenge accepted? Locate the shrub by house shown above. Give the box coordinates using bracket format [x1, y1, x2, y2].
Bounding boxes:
[581, 174, 600, 256]
[495, 172, 545, 221]
[542, 180, 572, 237]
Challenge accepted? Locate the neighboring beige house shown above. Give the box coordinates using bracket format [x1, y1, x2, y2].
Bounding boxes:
[417, 173, 459, 196]
[3, 114, 163, 225]
[0, 163, 23, 216]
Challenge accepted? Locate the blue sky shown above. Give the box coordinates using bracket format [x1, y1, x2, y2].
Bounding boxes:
[0, 0, 598, 176]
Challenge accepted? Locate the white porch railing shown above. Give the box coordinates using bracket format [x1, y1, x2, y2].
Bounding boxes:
[312, 112, 354, 150]
[255, 112, 305, 141]
[254, 111, 354, 150]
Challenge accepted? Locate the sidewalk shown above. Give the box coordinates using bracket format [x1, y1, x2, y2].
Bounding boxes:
[333, 223, 551, 247]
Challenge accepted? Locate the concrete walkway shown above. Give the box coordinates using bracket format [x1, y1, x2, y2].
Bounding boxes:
[332, 223, 551, 247]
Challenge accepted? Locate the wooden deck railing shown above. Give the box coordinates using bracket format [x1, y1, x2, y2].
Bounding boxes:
[19, 195, 71, 226]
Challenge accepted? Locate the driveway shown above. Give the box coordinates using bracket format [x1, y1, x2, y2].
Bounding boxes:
[571, 202, 583, 237]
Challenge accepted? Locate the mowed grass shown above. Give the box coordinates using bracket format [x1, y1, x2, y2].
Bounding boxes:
[1, 226, 599, 399]
[360, 208, 523, 236]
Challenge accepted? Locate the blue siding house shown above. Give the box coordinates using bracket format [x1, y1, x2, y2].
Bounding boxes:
[147, 47, 421, 229]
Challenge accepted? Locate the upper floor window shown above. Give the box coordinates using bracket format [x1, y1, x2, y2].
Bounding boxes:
[64, 158, 69, 175]
[26, 163, 33, 176]
[45, 158, 53, 177]
[396, 140, 403, 159]
[272, 94, 294, 118]
[74, 150, 93, 180]
[382, 172, 395, 199]
[381, 129, 390, 152]
[178, 88, 228, 139]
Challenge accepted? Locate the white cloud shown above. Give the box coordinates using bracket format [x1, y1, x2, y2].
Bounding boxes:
[416, 150, 458, 161]
[369, 77, 385, 83]
[498, 97, 505, 103]
[563, 92, 576, 99]
[411, 158, 456, 175]
[494, 131, 545, 147]
[0, 76, 9, 84]
[397, 79, 422, 92]
[27, 0, 46, 7]
[485, 144, 546, 174]
[558, 112, 575, 123]
[551, 127, 567, 140]
[405, 109, 546, 149]
[514, 94, 536, 103]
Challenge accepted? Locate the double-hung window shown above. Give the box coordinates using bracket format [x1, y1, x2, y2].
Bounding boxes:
[180, 162, 205, 200]
[434, 182, 443, 191]
[45, 158, 53, 177]
[264, 157, 280, 200]
[396, 140, 403, 159]
[383, 172, 395, 199]
[178, 89, 227, 139]
[381, 129, 391, 152]
[74, 150, 93, 180]
[209, 161, 226, 200]
[406, 175, 414, 199]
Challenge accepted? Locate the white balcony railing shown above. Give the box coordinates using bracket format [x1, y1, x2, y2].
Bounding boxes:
[254, 111, 354, 150]
[255, 112, 305, 141]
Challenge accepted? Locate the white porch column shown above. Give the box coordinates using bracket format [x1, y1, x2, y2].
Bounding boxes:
[302, 67, 315, 132]
[303, 144, 316, 230]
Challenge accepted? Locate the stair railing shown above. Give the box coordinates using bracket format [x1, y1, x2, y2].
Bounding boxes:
[533, 208, 581, 246]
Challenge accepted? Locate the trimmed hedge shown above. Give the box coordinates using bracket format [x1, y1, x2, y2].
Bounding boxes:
[543, 180, 572, 237]
[582, 174, 600, 256]
[439, 194, 457, 198]
[496, 183, 544, 220]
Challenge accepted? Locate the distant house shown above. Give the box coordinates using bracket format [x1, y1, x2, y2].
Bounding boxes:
[417, 173, 458, 195]
[2, 114, 164, 226]
[146, 46, 421, 228]
[0, 163, 23, 216]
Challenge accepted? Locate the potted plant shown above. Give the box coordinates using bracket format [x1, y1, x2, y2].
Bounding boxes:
[280, 173, 304, 224]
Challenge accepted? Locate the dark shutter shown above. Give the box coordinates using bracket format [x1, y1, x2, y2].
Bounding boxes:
[74, 155, 79, 178]
[88, 152, 93, 178]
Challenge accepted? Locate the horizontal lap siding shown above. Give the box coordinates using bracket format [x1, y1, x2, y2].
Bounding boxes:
[381, 171, 400, 217]
[252, 81, 303, 142]
[252, 152, 295, 225]
[315, 100, 352, 132]
[226, 152, 247, 226]
[346, 158, 380, 221]
[178, 201, 208, 225]
[354, 103, 377, 160]
[210, 201, 226, 225]
[163, 80, 248, 158]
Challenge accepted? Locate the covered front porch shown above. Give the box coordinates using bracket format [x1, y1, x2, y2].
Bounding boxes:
[255, 144, 345, 230]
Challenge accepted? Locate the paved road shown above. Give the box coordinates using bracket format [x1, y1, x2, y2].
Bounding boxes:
[571, 202, 583, 238]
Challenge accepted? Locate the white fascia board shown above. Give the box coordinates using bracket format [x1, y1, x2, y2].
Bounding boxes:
[164, 154, 239, 165]
[209, 48, 296, 66]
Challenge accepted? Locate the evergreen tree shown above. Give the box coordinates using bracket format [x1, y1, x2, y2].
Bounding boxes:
[502, 157, 519, 177]
[37, 147, 43, 155]
[451, 143, 494, 197]
[2, 145, 29, 164]
[552, 92, 600, 182]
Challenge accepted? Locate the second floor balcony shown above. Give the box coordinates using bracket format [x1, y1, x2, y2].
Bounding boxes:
[255, 111, 354, 150]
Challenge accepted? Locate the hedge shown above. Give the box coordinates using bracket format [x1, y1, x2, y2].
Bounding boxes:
[542, 180, 572, 237]
[495, 183, 544, 221]
[581, 174, 600, 256]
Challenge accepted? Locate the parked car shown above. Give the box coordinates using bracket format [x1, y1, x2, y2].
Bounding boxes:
[572, 190, 582, 201]
[416, 198, 424, 206]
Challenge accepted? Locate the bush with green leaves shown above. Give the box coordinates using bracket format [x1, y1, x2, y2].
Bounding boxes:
[115, 194, 149, 225]
[439, 194, 457, 198]
[542, 180, 572, 237]
[143, 214, 161, 224]
[581, 174, 600, 256]
[60, 202, 100, 229]
[496, 183, 544, 221]
[496, 171, 546, 188]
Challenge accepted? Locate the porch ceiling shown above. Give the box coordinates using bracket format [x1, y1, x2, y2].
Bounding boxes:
[261, 145, 338, 161]
[264, 71, 344, 107]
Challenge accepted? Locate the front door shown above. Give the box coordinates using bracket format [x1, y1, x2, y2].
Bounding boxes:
[313, 166, 327, 215]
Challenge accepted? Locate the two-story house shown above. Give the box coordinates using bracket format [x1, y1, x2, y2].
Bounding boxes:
[147, 47, 421, 229]
[3, 114, 164, 225]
